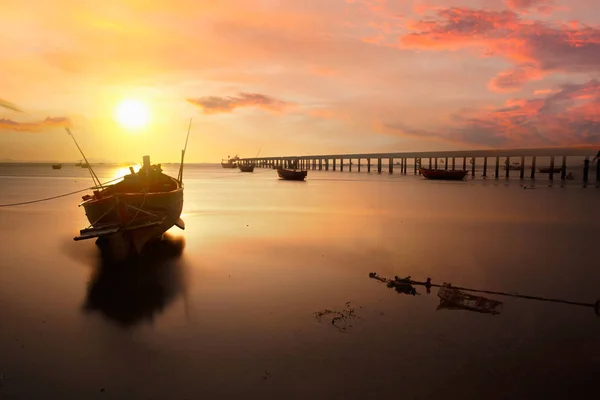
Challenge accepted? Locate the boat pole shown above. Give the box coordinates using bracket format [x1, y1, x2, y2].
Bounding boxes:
[177, 118, 192, 184]
[65, 128, 103, 189]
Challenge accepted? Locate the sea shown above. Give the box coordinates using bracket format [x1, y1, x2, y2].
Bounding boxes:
[0, 163, 599, 399]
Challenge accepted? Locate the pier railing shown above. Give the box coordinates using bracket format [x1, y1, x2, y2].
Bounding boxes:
[239, 147, 600, 186]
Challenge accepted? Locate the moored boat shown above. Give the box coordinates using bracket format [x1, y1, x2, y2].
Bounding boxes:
[239, 164, 255, 173]
[74, 155, 185, 254]
[419, 168, 468, 180]
[52, 163, 62, 170]
[437, 283, 503, 315]
[277, 168, 307, 181]
[221, 155, 240, 168]
[537, 166, 562, 173]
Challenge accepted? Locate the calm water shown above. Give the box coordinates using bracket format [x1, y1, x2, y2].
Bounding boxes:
[1, 164, 599, 399]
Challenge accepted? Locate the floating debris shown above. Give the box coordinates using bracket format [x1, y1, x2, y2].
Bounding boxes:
[314, 301, 359, 331]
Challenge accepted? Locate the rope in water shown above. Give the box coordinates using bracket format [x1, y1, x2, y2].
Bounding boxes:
[369, 273, 600, 314]
[0, 176, 124, 208]
[0, 167, 277, 208]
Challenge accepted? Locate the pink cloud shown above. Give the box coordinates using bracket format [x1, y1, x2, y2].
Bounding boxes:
[399, 7, 600, 91]
[0, 117, 71, 132]
[383, 79, 600, 147]
[187, 93, 290, 114]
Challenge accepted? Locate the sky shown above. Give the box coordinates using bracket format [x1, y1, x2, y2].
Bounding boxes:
[1, 0, 600, 162]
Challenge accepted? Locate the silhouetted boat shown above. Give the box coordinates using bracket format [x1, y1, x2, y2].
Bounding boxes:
[277, 168, 307, 181]
[221, 155, 239, 168]
[239, 164, 255, 173]
[419, 168, 468, 180]
[74, 155, 185, 253]
[437, 283, 503, 315]
[538, 166, 562, 173]
[52, 164, 62, 170]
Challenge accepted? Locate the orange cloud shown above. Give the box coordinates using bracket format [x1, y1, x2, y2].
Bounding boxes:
[0, 117, 71, 132]
[187, 93, 290, 114]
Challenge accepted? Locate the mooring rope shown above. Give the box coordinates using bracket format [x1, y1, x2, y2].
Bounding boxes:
[0, 176, 124, 208]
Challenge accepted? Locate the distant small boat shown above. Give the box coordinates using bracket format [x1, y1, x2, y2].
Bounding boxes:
[419, 168, 468, 180]
[277, 168, 307, 181]
[81, 163, 90, 168]
[52, 164, 62, 170]
[239, 164, 255, 173]
[538, 166, 561, 173]
[221, 155, 240, 169]
[437, 283, 503, 315]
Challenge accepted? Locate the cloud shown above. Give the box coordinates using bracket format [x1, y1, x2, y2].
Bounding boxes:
[399, 7, 600, 91]
[383, 79, 600, 147]
[504, 0, 555, 14]
[0, 98, 23, 113]
[0, 117, 71, 132]
[187, 93, 291, 114]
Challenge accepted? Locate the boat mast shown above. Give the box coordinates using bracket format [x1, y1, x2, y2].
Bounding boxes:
[177, 118, 192, 184]
[65, 128, 103, 189]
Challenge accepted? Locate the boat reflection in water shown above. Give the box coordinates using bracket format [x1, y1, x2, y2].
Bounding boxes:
[83, 233, 187, 328]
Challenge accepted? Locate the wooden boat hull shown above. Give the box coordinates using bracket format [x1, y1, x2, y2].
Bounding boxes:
[81, 187, 184, 253]
[52, 164, 62, 170]
[437, 283, 503, 315]
[239, 165, 255, 172]
[419, 168, 468, 180]
[538, 167, 562, 173]
[277, 168, 307, 180]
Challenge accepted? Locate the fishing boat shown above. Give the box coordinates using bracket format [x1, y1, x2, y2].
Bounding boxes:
[68, 121, 191, 255]
[221, 155, 239, 169]
[419, 168, 468, 180]
[52, 164, 62, 170]
[537, 166, 561, 173]
[277, 168, 307, 181]
[437, 283, 503, 315]
[239, 164, 255, 173]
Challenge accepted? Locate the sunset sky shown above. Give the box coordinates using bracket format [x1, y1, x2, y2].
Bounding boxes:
[1, 0, 600, 162]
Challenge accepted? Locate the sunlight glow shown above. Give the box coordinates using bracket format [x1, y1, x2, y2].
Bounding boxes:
[114, 99, 150, 130]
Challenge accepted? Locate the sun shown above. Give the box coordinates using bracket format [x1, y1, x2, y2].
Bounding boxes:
[114, 99, 150, 129]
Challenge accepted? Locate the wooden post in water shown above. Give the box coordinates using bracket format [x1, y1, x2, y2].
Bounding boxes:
[434, 158, 438, 169]
[444, 157, 448, 170]
[471, 157, 476, 177]
[389, 158, 393, 174]
[358, 158, 361, 172]
[451, 157, 455, 170]
[561, 156, 567, 180]
[596, 158, 600, 187]
[332, 158, 336, 171]
[404, 158, 408, 174]
[520, 156, 525, 179]
[462, 157, 466, 171]
[549, 156, 555, 180]
[531, 156, 536, 179]
[325, 159, 329, 171]
[483, 157, 488, 177]
[414, 158, 418, 174]
[377, 158, 382, 174]
[340, 158, 344, 172]
[583, 157, 589, 186]
[349, 159, 353, 172]
[494, 157, 500, 179]
[429, 158, 432, 169]
[367, 158, 371, 173]
[319, 159, 322, 170]
[505, 157, 510, 179]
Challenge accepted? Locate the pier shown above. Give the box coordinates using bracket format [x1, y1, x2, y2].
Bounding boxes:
[239, 147, 600, 187]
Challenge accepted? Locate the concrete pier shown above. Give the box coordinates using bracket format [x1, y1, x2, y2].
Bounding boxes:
[241, 147, 599, 186]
